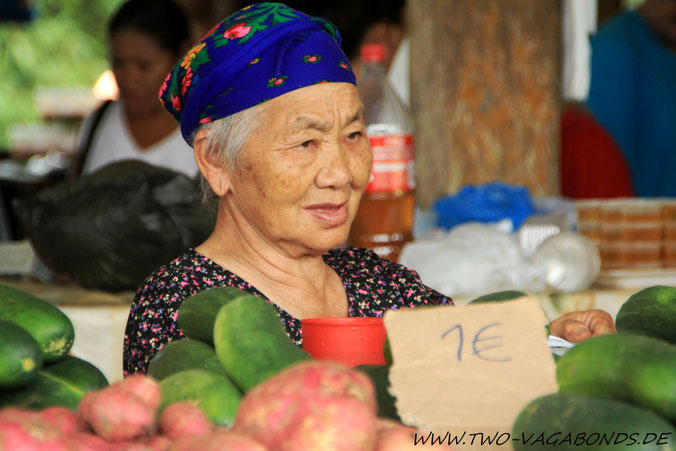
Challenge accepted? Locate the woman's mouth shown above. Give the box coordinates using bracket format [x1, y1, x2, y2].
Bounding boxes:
[303, 202, 348, 227]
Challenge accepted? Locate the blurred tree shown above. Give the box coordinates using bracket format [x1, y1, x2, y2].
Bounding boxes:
[0, 0, 124, 149]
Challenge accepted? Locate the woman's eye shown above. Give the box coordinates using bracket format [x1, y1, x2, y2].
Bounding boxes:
[300, 140, 315, 148]
[347, 131, 363, 140]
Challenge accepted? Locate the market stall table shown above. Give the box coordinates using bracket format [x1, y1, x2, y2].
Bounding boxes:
[2, 274, 665, 384]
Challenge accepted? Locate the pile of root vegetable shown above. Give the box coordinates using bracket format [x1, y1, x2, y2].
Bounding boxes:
[0, 363, 425, 450]
[0, 285, 431, 450]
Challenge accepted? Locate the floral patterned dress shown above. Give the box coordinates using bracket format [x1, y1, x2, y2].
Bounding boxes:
[123, 247, 453, 375]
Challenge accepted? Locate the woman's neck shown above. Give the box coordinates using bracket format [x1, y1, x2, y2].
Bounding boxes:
[195, 205, 347, 319]
[123, 104, 179, 150]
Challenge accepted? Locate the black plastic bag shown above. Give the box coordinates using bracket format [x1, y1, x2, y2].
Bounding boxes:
[16, 161, 215, 291]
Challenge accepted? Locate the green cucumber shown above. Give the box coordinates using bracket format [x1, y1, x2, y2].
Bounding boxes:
[159, 369, 241, 427]
[0, 320, 42, 389]
[0, 284, 74, 362]
[469, 290, 528, 304]
[0, 355, 108, 410]
[213, 295, 312, 392]
[616, 285, 676, 345]
[148, 339, 229, 380]
[513, 393, 676, 451]
[355, 364, 399, 421]
[177, 286, 253, 345]
[557, 333, 676, 423]
[469, 290, 551, 335]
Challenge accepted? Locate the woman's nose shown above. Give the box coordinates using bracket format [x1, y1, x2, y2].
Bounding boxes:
[315, 142, 351, 189]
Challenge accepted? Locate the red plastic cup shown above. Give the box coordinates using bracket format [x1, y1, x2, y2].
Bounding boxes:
[300, 317, 386, 368]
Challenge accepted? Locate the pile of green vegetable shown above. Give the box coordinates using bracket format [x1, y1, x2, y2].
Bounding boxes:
[147, 286, 312, 426]
[0, 284, 109, 409]
[513, 285, 676, 451]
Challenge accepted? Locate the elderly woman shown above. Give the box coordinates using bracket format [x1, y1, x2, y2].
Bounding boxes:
[123, 3, 614, 375]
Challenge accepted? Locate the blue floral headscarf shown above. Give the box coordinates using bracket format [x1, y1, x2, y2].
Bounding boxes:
[159, 2, 356, 146]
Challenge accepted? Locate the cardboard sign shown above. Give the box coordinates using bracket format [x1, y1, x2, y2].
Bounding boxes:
[384, 297, 558, 449]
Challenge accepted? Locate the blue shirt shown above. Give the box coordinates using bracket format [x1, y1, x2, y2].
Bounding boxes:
[587, 10, 676, 197]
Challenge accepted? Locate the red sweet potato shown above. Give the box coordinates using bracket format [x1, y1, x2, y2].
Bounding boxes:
[235, 361, 378, 450]
[145, 434, 173, 451]
[78, 385, 156, 442]
[278, 396, 376, 450]
[41, 406, 90, 436]
[169, 433, 202, 451]
[374, 420, 433, 451]
[0, 416, 71, 451]
[0, 407, 40, 423]
[159, 401, 213, 440]
[114, 437, 172, 451]
[120, 374, 162, 411]
[241, 361, 376, 411]
[171, 428, 266, 451]
[71, 432, 114, 451]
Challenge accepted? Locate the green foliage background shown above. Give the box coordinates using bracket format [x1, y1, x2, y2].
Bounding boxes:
[0, 0, 125, 149]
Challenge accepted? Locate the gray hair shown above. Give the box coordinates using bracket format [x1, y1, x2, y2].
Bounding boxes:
[194, 103, 266, 209]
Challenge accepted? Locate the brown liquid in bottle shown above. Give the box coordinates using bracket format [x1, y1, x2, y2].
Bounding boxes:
[349, 190, 415, 262]
[350, 43, 416, 262]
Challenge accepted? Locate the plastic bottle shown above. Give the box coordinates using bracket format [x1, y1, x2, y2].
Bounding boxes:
[348, 43, 415, 262]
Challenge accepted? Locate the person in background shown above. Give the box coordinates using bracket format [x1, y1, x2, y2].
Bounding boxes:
[176, 0, 239, 41]
[74, 0, 199, 178]
[123, 3, 616, 375]
[586, 0, 676, 197]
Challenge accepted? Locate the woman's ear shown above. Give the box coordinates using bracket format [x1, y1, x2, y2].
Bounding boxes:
[193, 129, 232, 196]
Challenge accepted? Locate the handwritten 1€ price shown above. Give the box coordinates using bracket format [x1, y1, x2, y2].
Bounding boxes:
[441, 323, 512, 362]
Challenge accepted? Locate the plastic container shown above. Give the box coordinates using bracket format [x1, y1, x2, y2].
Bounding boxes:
[531, 232, 601, 292]
[348, 43, 415, 262]
[300, 317, 386, 367]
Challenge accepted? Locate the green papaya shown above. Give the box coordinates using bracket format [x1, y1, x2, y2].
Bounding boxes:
[557, 333, 676, 423]
[213, 295, 312, 392]
[355, 364, 400, 421]
[148, 339, 229, 380]
[0, 355, 108, 410]
[616, 285, 676, 345]
[159, 369, 241, 427]
[513, 392, 676, 451]
[0, 284, 74, 362]
[0, 320, 42, 389]
[177, 286, 253, 345]
[469, 290, 528, 304]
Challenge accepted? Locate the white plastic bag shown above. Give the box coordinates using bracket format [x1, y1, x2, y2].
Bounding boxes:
[399, 223, 547, 298]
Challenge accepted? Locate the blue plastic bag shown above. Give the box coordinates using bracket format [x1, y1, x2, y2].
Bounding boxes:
[433, 183, 536, 230]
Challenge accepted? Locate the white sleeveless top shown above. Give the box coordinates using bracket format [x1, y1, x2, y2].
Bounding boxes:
[80, 101, 199, 178]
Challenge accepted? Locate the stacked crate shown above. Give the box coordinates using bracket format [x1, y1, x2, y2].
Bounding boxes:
[576, 199, 671, 270]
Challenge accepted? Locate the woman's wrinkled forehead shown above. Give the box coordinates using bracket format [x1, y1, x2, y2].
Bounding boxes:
[159, 2, 357, 146]
[254, 83, 364, 144]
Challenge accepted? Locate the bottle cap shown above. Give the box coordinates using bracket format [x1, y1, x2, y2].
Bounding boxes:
[360, 44, 386, 63]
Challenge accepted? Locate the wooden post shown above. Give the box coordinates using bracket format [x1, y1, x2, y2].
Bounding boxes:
[408, 0, 562, 208]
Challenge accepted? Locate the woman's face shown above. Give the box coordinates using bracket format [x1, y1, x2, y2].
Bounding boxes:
[111, 30, 178, 116]
[225, 82, 372, 256]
